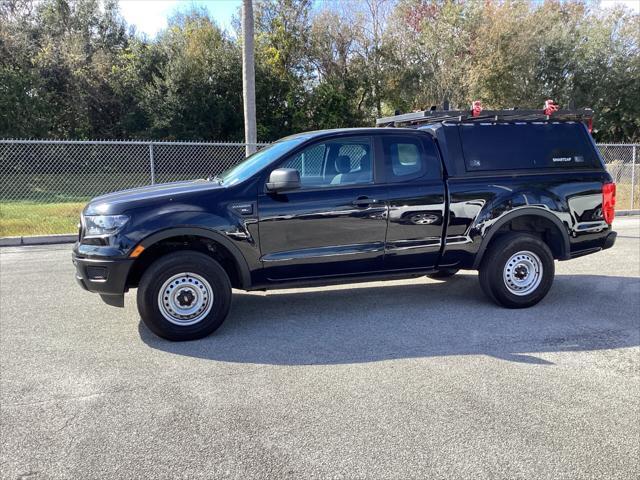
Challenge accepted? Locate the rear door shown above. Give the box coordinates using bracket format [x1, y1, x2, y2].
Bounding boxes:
[380, 133, 446, 271]
[257, 135, 388, 281]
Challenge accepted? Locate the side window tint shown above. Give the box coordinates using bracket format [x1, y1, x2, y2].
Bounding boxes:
[393, 143, 421, 176]
[460, 123, 599, 171]
[339, 144, 366, 170]
[278, 137, 373, 188]
[383, 136, 429, 182]
[282, 144, 326, 186]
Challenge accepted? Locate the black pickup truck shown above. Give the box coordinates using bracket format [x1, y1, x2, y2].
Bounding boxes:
[73, 108, 617, 341]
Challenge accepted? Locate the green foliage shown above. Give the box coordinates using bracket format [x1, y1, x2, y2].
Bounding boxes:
[140, 9, 244, 140]
[0, 66, 51, 137]
[253, 0, 313, 138]
[0, 0, 638, 142]
[386, 0, 639, 141]
[463, 1, 640, 141]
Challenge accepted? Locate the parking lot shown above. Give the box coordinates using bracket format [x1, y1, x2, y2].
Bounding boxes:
[1, 217, 638, 479]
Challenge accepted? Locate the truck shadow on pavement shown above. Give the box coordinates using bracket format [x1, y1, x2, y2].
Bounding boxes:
[139, 274, 640, 366]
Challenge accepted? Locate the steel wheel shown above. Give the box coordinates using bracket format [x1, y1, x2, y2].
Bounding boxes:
[157, 272, 214, 326]
[502, 250, 543, 296]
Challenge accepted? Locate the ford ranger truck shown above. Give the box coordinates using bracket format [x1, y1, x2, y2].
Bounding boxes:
[72, 108, 617, 341]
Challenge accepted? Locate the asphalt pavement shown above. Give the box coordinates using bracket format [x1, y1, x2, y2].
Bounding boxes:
[1, 217, 639, 479]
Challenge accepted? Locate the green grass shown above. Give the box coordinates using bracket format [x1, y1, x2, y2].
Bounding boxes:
[616, 183, 639, 211]
[0, 201, 86, 237]
[0, 172, 149, 237]
[0, 172, 197, 237]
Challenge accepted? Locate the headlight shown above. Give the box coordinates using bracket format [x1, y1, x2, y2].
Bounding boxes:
[83, 214, 129, 237]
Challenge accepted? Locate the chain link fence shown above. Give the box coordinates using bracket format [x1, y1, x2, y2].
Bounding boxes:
[0, 140, 268, 237]
[0, 139, 637, 237]
[597, 144, 638, 213]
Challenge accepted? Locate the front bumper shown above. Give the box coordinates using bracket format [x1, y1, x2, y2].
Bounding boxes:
[72, 250, 134, 307]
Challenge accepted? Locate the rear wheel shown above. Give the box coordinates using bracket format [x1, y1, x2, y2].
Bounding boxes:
[479, 233, 554, 308]
[137, 251, 232, 341]
[426, 268, 459, 279]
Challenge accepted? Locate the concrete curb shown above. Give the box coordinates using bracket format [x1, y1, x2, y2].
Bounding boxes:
[1, 212, 638, 247]
[0, 234, 76, 247]
[617, 209, 640, 217]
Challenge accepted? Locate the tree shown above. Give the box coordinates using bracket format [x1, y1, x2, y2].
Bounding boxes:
[306, 9, 367, 128]
[384, 0, 482, 111]
[306, 0, 394, 128]
[139, 9, 243, 140]
[253, 0, 313, 138]
[0, 0, 637, 141]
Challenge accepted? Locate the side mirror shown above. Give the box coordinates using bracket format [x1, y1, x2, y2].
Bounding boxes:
[266, 168, 301, 192]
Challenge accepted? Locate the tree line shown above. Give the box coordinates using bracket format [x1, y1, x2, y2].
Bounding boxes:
[1, 0, 638, 142]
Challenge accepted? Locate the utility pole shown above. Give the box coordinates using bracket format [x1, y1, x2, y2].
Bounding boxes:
[242, 0, 257, 156]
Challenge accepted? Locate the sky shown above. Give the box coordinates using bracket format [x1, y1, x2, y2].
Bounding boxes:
[119, 0, 640, 38]
[119, 0, 242, 37]
[600, 0, 640, 12]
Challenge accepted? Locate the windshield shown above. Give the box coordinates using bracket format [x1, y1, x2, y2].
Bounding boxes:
[217, 137, 307, 186]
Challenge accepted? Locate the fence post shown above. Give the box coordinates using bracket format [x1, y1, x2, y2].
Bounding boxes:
[632, 144, 636, 210]
[149, 143, 156, 185]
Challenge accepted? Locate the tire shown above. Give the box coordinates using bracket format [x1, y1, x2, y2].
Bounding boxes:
[426, 268, 459, 279]
[479, 233, 554, 308]
[137, 251, 232, 341]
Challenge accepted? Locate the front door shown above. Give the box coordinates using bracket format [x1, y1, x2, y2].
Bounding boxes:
[258, 135, 388, 281]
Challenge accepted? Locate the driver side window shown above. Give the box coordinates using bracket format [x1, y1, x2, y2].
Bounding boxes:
[279, 136, 373, 188]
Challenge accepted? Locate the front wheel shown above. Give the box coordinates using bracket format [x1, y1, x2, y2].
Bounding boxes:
[137, 251, 232, 341]
[479, 233, 554, 308]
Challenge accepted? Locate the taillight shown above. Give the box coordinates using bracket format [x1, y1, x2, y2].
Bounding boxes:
[602, 182, 616, 224]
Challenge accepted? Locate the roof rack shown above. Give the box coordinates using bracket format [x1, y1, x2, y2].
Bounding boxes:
[376, 101, 593, 128]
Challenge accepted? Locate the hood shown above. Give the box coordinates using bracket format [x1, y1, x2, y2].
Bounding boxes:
[84, 179, 224, 215]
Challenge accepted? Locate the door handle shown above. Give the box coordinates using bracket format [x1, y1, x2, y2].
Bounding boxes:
[352, 196, 378, 207]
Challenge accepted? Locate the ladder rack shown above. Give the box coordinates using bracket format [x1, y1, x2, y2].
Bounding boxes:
[376, 108, 594, 127]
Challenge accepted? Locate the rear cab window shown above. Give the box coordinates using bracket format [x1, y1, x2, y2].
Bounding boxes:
[460, 122, 600, 172]
[381, 135, 441, 182]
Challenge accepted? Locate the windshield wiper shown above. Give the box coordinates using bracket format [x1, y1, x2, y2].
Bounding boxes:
[207, 175, 223, 184]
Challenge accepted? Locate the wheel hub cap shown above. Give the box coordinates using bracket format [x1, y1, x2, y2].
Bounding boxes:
[503, 251, 543, 296]
[158, 273, 214, 326]
[176, 289, 196, 307]
[514, 265, 528, 280]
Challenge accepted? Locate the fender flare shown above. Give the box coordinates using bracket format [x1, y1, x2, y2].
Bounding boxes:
[136, 227, 252, 289]
[472, 207, 571, 269]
